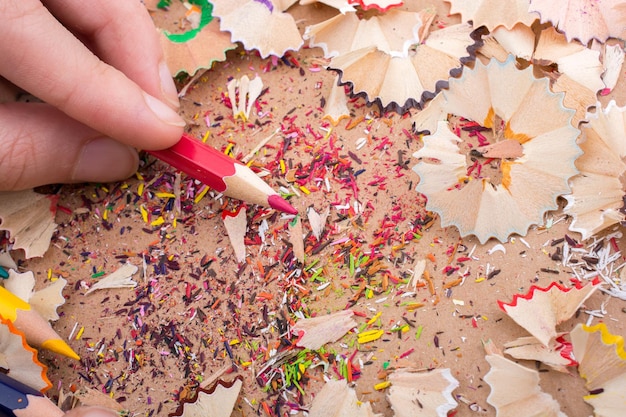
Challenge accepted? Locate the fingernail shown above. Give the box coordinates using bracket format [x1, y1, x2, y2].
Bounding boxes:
[159, 60, 180, 108]
[143, 92, 185, 127]
[73, 137, 138, 183]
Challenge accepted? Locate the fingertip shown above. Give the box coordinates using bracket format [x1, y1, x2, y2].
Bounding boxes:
[159, 60, 180, 109]
[142, 92, 185, 128]
[135, 91, 186, 151]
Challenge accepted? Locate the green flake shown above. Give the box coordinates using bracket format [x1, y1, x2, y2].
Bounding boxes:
[415, 325, 424, 340]
[163, 0, 213, 43]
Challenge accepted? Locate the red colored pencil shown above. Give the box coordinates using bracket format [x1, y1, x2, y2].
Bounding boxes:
[148, 134, 297, 214]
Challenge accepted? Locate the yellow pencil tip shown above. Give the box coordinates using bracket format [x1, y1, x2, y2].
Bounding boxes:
[41, 339, 80, 361]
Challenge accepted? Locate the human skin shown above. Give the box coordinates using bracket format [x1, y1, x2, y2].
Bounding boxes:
[0, 0, 185, 190]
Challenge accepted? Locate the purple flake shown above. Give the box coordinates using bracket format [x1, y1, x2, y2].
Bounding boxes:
[254, 0, 273, 12]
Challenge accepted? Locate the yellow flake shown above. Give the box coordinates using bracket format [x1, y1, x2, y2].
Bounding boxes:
[374, 381, 391, 390]
[150, 216, 165, 227]
[367, 311, 382, 325]
[195, 186, 210, 204]
[323, 128, 333, 141]
[358, 329, 384, 344]
[75, 326, 85, 340]
[140, 205, 148, 223]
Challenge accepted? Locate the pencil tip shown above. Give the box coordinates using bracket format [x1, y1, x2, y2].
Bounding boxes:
[268, 194, 297, 215]
[41, 339, 81, 361]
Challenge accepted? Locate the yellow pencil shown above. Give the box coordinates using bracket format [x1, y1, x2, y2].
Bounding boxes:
[0, 286, 80, 360]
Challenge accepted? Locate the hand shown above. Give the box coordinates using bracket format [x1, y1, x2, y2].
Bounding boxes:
[0, 0, 185, 190]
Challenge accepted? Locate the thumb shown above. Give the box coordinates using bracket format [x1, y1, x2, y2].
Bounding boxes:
[0, 102, 138, 190]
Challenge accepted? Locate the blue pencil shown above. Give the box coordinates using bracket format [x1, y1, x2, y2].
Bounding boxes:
[0, 373, 63, 417]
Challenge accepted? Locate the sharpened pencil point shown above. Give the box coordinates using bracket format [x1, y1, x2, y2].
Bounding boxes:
[268, 195, 297, 215]
[41, 339, 80, 361]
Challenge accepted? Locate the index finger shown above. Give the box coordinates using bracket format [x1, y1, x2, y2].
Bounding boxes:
[0, 0, 184, 150]
[42, 0, 179, 108]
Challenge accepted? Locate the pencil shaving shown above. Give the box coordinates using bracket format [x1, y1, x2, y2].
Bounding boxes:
[210, 0, 303, 59]
[291, 309, 357, 350]
[84, 263, 139, 295]
[308, 379, 381, 417]
[498, 280, 601, 347]
[5, 269, 67, 322]
[0, 190, 58, 259]
[484, 341, 567, 417]
[571, 322, 626, 415]
[0, 317, 51, 392]
[387, 368, 459, 417]
[222, 206, 248, 263]
[170, 376, 244, 417]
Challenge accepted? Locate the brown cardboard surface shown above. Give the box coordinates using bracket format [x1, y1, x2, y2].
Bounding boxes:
[12, 3, 626, 417]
